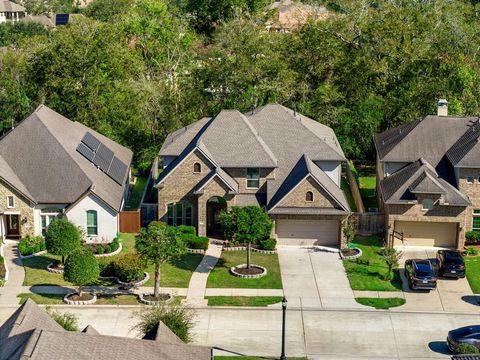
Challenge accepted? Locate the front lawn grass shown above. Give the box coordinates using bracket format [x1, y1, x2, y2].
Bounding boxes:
[207, 251, 282, 289]
[464, 256, 480, 293]
[23, 233, 204, 288]
[359, 176, 377, 210]
[126, 176, 147, 210]
[355, 297, 405, 309]
[343, 235, 402, 291]
[206, 296, 283, 307]
[18, 292, 141, 305]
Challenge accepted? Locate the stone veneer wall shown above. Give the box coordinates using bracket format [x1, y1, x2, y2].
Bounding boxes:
[458, 168, 480, 232]
[0, 180, 34, 237]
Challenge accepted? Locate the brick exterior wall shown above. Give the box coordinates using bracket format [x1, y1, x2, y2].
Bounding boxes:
[277, 176, 339, 208]
[223, 168, 274, 194]
[0, 180, 34, 238]
[458, 168, 480, 232]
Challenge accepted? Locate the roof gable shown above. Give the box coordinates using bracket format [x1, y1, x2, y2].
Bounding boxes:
[446, 120, 480, 167]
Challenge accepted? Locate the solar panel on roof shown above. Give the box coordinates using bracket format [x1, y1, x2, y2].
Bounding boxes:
[92, 143, 114, 171]
[107, 156, 128, 185]
[76, 143, 95, 161]
[55, 13, 69, 26]
[81, 132, 101, 151]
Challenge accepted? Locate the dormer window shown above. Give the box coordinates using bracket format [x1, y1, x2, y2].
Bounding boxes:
[306, 191, 314, 202]
[194, 162, 201, 173]
[422, 199, 433, 211]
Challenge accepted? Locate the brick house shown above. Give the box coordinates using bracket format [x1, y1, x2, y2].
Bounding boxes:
[155, 104, 351, 247]
[375, 100, 480, 249]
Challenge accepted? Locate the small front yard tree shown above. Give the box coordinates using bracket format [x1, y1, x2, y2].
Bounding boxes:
[342, 215, 357, 248]
[135, 221, 186, 299]
[219, 206, 272, 269]
[45, 218, 81, 266]
[379, 247, 403, 280]
[63, 248, 99, 297]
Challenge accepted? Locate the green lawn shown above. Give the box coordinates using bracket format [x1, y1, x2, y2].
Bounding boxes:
[23, 233, 204, 288]
[206, 296, 283, 307]
[343, 236, 402, 291]
[18, 292, 141, 305]
[464, 256, 480, 293]
[358, 176, 377, 210]
[355, 297, 406, 309]
[126, 176, 148, 210]
[341, 177, 357, 212]
[207, 251, 282, 289]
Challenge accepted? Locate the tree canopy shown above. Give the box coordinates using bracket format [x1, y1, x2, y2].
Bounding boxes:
[45, 218, 81, 265]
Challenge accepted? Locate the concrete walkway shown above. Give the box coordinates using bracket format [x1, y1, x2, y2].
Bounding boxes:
[278, 247, 364, 309]
[185, 243, 223, 306]
[0, 241, 25, 306]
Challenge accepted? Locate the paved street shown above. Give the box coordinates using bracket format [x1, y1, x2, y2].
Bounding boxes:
[1, 305, 475, 359]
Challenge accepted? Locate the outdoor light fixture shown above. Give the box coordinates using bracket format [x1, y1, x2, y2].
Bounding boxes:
[280, 297, 287, 360]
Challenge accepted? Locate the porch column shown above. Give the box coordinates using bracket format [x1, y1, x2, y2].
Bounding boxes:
[197, 195, 207, 237]
[457, 222, 465, 250]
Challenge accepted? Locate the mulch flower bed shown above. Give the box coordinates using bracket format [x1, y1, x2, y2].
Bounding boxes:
[230, 264, 267, 279]
[234, 266, 264, 276]
[46, 263, 64, 274]
[63, 292, 97, 305]
[341, 248, 360, 257]
[66, 293, 95, 302]
[138, 292, 172, 305]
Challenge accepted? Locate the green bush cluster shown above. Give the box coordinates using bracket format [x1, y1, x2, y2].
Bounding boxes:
[466, 231, 480, 245]
[454, 343, 480, 354]
[111, 253, 145, 282]
[259, 238, 276, 251]
[175, 226, 208, 250]
[84, 237, 120, 255]
[177, 225, 196, 235]
[465, 246, 479, 256]
[187, 236, 209, 250]
[18, 235, 46, 256]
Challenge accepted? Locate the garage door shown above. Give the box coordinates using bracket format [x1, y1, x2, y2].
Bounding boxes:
[394, 221, 457, 247]
[276, 219, 339, 247]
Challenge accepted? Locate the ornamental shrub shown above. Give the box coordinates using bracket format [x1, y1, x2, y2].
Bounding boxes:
[177, 225, 196, 235]
[45, 218, 81, 265]
[104, 244, 112, 254]
[97, 246, 104, 255]
[46, 307, 79, 332]
[187, 236, 209, 250]
[18, 235, 45, 256]
[63, 248, 99, 295]
[465, 246, 479, 256]
[112, 253, 145, 282]
[466, 231, 480, 245]
[111, 237, 119, 251]
[454, 343, 480, 354]
[259, 238, 276, 251]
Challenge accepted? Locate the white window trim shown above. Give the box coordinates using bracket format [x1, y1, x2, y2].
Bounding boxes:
[467, 176, 474, 184]
[473, 210, 480, 231]
[245, 168, 260, 189]
[6, 195, 15, 209]
[86, 210, 98, 236]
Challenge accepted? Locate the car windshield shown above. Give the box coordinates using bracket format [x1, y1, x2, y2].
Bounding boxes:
[445, 253, 463, 264]
[415, 262, 433, 276]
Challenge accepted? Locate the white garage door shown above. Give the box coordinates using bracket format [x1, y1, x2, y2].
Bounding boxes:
[394, 221, 457, 247]
[276, 219, 339, 247]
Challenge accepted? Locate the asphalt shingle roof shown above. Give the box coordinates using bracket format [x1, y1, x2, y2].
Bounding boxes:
[0, 0, 25, 12]
[0, 106, 133, 211]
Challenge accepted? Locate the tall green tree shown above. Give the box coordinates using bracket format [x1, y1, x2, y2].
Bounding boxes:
[45, 218, 81, 266]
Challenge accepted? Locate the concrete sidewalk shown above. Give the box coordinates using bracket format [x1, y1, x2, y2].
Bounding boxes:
[0, 241, 25, 306]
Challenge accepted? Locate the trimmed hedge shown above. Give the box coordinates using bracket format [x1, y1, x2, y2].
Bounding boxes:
[18, 235, 46, 256]
[177, 225, 196, 235]
[111, 253, 145, 282]
[466, 231, 480, 245]
[259, 238, 276, 251]
[188, 236, 209, 250]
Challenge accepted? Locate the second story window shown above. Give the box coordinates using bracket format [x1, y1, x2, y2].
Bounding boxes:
[467, 176, 474, 184]
[306, 191, 314, 202]
[194, 162, 201, 173]
[246, 168, 260, 189]
[473, 210, 480, 231]
[6, 195, 15, 208]
[422, 199, 433, 211]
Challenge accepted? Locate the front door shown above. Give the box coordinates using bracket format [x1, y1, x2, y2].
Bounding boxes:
[6, 215, 20, 238]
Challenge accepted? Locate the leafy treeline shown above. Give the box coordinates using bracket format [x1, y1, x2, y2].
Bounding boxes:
[1, 0, 480, 171]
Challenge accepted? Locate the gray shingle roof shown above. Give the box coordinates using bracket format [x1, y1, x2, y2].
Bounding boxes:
[0, 106, 133, 211]
[375, 115, 479, 167]
[0, 299, 211, 360]
[380, 159, 469, 206]
[268, 154, 349, 212]
[446, 120, 480, 167]
[0, 0, 25, 12]
[194, 168, 239, 194]
[159, 117, 211, 156]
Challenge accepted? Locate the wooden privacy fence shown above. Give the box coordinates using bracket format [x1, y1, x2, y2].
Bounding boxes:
[345, 160, 365, 213]
[119, 210, 141, 233]
[355, 212, 385, 235]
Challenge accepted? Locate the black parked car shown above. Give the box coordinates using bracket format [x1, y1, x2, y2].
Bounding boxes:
[437, 250, 465, 278]
[447, 325, 480, 353]
[405, 259, 437, 290]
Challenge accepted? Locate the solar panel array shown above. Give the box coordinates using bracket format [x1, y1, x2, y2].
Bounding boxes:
[76, 132, 128, 185]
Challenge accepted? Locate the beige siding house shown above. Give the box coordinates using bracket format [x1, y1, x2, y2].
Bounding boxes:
[375, 100, 480, 249]
[155, 104, 350, 247]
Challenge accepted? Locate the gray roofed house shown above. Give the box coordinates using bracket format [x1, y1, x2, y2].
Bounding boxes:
[155, 103, 350, 247]
[0, 105, 132, 243]
[0, 299, 211, 360]
[0, 0, 26, 23]
[375, 100, 480, 249]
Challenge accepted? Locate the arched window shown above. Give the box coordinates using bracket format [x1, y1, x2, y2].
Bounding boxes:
[306, 191, 314, 202]
[86, 210, 98, 236]
[422, 199, 433, 211]
[194, 162, 201, 173]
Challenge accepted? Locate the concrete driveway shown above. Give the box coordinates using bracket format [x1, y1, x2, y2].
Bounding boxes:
[396, 247, 477, 312]
[278, 247, 364, 309]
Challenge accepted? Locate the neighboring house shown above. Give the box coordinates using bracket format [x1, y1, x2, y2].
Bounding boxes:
[266, 0, 329, 31]
[155, 104, 350, 247]
[375, 100, 479, 249]
[0, 299, 211, 360]
[0, 105, 132, 243]
[0, 0, 26, 23]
